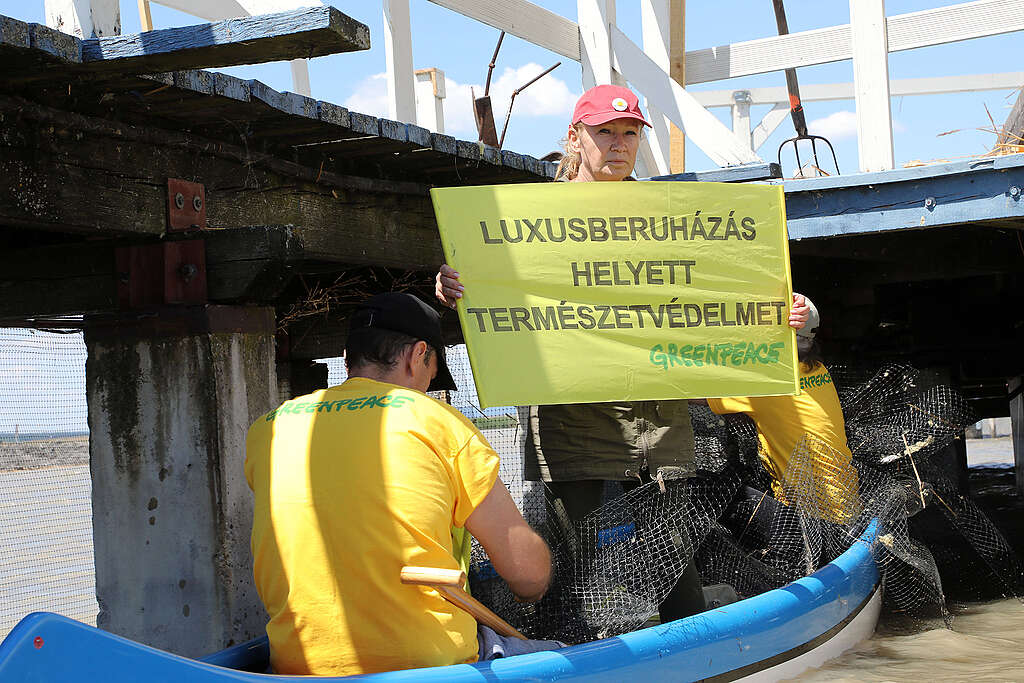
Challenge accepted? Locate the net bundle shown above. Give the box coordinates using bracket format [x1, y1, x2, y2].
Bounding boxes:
[466, 360, 1022, 642]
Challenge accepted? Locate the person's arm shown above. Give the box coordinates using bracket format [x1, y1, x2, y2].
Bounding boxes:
[465, 477, 551, 602]
[789, 292, 809, 330]
[435, 264, 464, 310]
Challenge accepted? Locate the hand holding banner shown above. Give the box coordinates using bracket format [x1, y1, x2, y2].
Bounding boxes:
[431, 181, 798, 408]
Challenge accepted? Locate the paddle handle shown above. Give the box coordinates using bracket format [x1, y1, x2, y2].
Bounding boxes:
[400, 566, 527, 641]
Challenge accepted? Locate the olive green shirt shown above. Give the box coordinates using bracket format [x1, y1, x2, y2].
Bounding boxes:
[525, 400, 696, 482]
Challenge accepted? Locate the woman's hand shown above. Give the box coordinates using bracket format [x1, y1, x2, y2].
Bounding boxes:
[435, 263, 464, 309]
[788, 292, 809, 330]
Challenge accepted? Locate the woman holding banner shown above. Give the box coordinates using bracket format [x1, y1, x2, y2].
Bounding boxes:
[436, 84, 809, 623]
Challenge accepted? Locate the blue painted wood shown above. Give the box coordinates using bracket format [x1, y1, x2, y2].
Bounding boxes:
[501, 149, 526, 171]
[0, 524, 879, 682]
[0, 14, 30, 51]
[784, 153, 1024, 239]
[349, 112, 381, 137]
[649, 162, 782, 183]
[248, 80, 315, 119]
[213, 72, 250, 103]
[456, 139, 481, 162]
[172, 70, 215, 96]
[379, 119, 409, 144]
[430, 133, 457, 156]
[80, 7, 369, 72]
[406, 124, 432, 148]
[481, 144, 503, 165]
[316, 101, 350, 129]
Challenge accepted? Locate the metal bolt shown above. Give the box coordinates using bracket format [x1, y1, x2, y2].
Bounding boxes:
[1010, 186, 1021, 199]
[179, 263, 198, 282]
[192, 195, 202, 211]
[924, 196, 936, 210]
[174, 192, 184, 210]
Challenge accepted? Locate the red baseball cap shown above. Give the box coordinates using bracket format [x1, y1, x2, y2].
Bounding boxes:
[572, 84, 651, 128]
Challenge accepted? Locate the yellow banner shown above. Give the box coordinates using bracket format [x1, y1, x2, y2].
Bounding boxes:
[431, 181, 798, 408]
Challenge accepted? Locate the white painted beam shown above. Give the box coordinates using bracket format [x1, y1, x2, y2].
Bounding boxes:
[850, 0, 894, 172]
[45, 0, 121, 38]
[289, 59, 311, 97]
[693, 72, 1024, 107]
[384, 0, 416, 123]
[609, 26, 761, 167]
[426, 0, 581, 60]
[685, 0, 1024, 85]
[578, 0, 616, 89]
[415, 68, 446, 134]
[640, 0, 674, 175]
[731, 90, 752, 151]
[752, 103, 791, 152]
[423, 0, 1024, 88]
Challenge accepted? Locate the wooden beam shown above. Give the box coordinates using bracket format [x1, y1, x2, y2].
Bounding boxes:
[610, 25, 761, 167]
[384, 0, 416, 123]
[427, 0, 580, 60]
[423, 0, 1024, 88]
[641, 0, 675, 175]
[669, 0, 684, 174]
[81, 6, 370, 73]
[694, 73, 1024, 108]
[685, 0, 1024, 85]
[137, 0, 153, 32]
[0, 96, 444, 272]
[1000, 87, 1024, 146]
[577, 0, 616, 89]
[783, 154, 1024, 240]
[850, 0, 894, 172]
[45, 0, 121, 39]
[752, 104, 790, 152]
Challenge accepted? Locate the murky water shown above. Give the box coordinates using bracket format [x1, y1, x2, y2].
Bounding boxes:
[796, 437, 1024, 682]
[794, 599, 1024, 682]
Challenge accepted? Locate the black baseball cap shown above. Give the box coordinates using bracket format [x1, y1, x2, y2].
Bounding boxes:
[349, 292, 457, 392]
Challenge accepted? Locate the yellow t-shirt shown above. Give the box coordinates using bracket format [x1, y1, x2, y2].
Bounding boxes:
[244, 377, 500, 676]
[707, 363, 860, 523]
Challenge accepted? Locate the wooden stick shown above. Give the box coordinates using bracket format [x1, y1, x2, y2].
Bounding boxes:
[137, 0, 153, 32]
[400, 566, 527, 640]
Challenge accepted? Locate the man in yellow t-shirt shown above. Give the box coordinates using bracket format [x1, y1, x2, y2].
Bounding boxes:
[706, 297, 860, 524]
[245, 293, 557, 676]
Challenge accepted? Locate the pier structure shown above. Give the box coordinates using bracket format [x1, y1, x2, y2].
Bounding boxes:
[0, 0, 1022, 657]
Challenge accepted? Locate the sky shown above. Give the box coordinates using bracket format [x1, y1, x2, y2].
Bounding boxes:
[2, 1, 1021, 176]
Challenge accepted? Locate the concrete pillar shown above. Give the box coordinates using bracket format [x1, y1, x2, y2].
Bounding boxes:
[84, 305, 277, 657]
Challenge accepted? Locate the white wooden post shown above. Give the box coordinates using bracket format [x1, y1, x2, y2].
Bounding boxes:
[577, 0, 616, 89]
[731, 90, 752, 152]
[752, 103, 791, 153]
[45, 0, 121, 38]
[850, 0, 894, 171]
[415, 68, 446, 134]
[640, 0, 674, 176]
[289, 60, 312, 97]
[383, 0, 417, 123]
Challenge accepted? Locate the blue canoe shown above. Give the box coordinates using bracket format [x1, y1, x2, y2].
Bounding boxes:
[0, 524, 880, 682]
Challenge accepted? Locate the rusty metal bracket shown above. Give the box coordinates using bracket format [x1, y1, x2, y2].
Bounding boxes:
[115, 239, 207, 309]
[167, 178, 206, 232]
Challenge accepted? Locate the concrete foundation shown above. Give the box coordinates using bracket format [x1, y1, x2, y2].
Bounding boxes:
[85, 306, 276, 657]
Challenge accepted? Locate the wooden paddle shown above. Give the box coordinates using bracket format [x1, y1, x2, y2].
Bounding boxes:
[400, 566, 527, 640]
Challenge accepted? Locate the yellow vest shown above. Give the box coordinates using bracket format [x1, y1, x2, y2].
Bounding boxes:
[708, 363, 860, 523]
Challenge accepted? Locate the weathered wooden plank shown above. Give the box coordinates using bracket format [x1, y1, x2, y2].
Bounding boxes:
[1000, 88, 1024, 146]
[81, 7, 370, 74]
[649, 162, 781, 183]
[784, 155, 1024, 239]
[0, 95, 442, 269]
